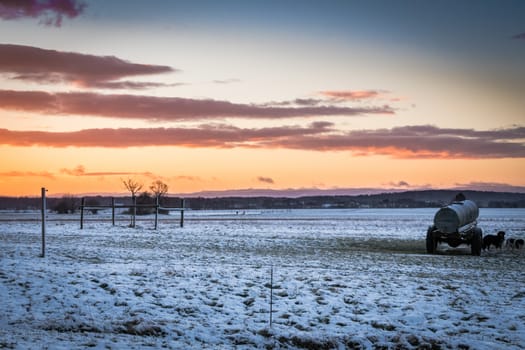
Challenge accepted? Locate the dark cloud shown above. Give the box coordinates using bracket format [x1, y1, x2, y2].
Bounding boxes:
[0, 122, 333, 148]
[0, 0, 85, 26]
[257, 176, 275, 184]
[0, 44, 175, 89]
[511, 32, 525, 40]
[0, 89, 394, 121]
[0, 124, 524, 159]
[59, 165, 157, 178]
[275, 125, 525, 158]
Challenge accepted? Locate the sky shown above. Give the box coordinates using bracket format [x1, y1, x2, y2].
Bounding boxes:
[0, 0, 524, 197]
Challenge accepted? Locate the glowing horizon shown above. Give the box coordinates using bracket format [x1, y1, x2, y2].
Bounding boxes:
[1, 0, 524, 197]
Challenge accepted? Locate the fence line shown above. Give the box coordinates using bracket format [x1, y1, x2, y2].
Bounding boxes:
[80, 197, 185, 229]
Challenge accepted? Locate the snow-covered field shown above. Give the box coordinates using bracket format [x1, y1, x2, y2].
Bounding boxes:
[1, 208, 524, 349]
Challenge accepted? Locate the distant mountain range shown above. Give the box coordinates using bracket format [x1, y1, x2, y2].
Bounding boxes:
[180, 185, 525, 198]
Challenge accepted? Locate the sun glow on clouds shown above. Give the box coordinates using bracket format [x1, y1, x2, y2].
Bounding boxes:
[1, 124, 524, 160]
[0, 1, 524, 196]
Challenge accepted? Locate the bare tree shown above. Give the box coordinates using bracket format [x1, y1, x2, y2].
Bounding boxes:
[150, 180, 168, 200]
[122, 178, 143, 227]
[122, 178, 143, 197]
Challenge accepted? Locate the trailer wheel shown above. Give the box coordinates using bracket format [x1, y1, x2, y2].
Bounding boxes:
[471, 227, 482, 256]
[426, 226, 437, 254]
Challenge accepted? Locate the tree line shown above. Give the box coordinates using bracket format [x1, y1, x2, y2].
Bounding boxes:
[1, 189, 525, 211]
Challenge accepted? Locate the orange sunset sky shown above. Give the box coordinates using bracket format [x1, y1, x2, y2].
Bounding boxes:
[1, 0, 524, 197]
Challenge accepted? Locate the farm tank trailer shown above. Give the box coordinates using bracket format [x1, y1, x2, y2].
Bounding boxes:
[426, 199, 483, 256]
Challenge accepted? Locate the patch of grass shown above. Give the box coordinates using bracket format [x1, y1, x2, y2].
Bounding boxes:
[371, 321, 396, 331]
[119, 319, 166, 337]
[99, 282, 116, 294]
[443, 284, 459, 291]
[512, 291, 525, 299]
[236, 290, 249, 298]
[316, 296, 328, 305]
[406, 334, 420, 347]
[129, 270, 146, 277]
[316, 315, 330, 324]
[293, 323, 310, 331]
[343, 296, 358, 305]
[461, 313, 489, 322]
[288, 336, 338, 350]
[228, 335, 256, 346]
[353, 307, 368, 315]
[0, 341, 16, 349]
[42, 322, 103, 334]
[223, 328, 241, 335]
[257, 328, 273, 338]
[243, 297, 255, 307]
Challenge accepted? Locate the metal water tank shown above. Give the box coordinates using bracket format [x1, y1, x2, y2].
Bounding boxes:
[433, 200, 479, 233]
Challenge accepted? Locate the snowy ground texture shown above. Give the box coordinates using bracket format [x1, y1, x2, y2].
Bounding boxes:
[1, 208, 525, 349]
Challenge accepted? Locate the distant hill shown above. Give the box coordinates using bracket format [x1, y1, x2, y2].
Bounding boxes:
[1, 190, 524, 210]
[181, 190, 525, 210]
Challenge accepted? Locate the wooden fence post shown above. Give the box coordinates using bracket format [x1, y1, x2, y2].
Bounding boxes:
[80, 197, 85, 229]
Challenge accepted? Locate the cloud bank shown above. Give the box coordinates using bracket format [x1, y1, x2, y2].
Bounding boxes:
[0, 44, 175, 89]
[0, 0, 85, 26]
[59, 165, 156, 178]
[0, 46, 396, 117]
[0, 124, 523, 159]
[0, 89, 394, 121]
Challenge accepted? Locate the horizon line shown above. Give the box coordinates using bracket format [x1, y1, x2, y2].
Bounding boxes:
[2, 186, 525, 198]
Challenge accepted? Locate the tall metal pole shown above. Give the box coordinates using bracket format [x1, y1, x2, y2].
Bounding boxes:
[154, 195, 159, 230]
[270, 265, 274, 327]
[40, 187, 47, 258]
[180, 198, 185, 228]
[80, 197, 85, 229]
[111, 197, 115, 226]
[132, 195, 136, 228]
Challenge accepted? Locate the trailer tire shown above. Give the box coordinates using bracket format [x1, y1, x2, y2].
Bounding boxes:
[426, 226, 437, 254]
[471, 227, 482, 256]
